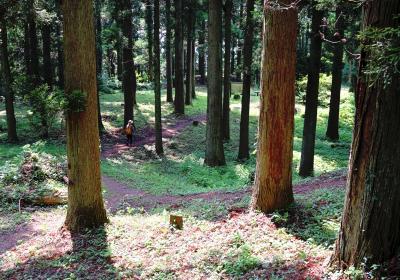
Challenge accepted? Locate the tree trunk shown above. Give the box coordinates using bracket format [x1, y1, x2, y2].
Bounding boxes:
[24, 22, 32, 78]
[174, 0, 185, 114]
[251, 0, 297, 213]
[230, 37, 235, 74]
[237, 0, 255, 160]
[165, 0, 173, 102]
[153, 0, 163, 155]
[0, 20, 18, 143]
[235, 2, 244, 81]
[95, 0, 105, 133]
[121, 0, 135, 127]
[191, 37, 196, 99]
[55, 4, 64, 88]
[62, 0, 108, 232]
[185, 2, 194, 106]
[331, 0, 400, 268]
[205, 0, 225, 167]
[146, 0, 153, 81]
[198, 19, 206, 85]
[42, 24, 53, 88]
[326, 8, 344, 141]
[116, 36, 122, 81]
[299, 4, 323, 177]
[27, 1, 40, 86]
[222, 0, 232, 141]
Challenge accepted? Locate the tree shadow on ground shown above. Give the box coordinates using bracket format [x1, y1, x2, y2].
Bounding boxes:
[1, 226, 128, 279]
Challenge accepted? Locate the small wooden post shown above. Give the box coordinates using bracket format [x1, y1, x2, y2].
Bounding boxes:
[169, 214, 183, 230]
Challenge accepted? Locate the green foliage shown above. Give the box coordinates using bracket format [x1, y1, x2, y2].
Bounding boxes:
[296, 73, 332, 107]
[25, 85, 64, 137]
[62, 90, 88, 113]
[359, 24, 400, 87]
[223, 244, 261, 276]
[0, 141, 66, 204]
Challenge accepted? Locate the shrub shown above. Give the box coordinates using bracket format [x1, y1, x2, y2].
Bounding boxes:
[296, 73, 332, 107]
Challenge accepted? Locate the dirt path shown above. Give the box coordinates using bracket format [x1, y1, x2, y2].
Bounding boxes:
[102, 170, 347, 212]
[101, 114, 206, 158]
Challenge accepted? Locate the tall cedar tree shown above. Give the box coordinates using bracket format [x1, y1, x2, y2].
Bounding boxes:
[0, 20, 18, 142]
[153, 0, 163, 155]
[165, 0, 173, 102]
[42, 23, 53, 88]
[191, 36, 196, 98]
[198, 19, 206, 84]
[27, 0, 40, 86]
[95, 0, 105, 132]
[326, 7, 344, 141]
[237, 0, 255, 160]
[331, 0, 400, 267]
[55, 6, 64, 88]
[185, 0, 194, 105]
[146, 0, 153, 80]
[222, 0, 232, 141]
[251, 0, 297, 212]
[174, 0, 185, 114]
[235, 2, 244, 80]
[299, 3, 323, 177]
[62, 0, 108, 231]
[205, 0, 226, 166]
[120, 0, 136, 127]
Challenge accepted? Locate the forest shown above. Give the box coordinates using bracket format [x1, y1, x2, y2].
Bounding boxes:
[0, 0, 399, 279]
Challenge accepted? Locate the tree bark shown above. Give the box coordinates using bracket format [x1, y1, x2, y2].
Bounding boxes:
[326, 8, 345, 141]
[42, 24, 53, 88]
[299, 3, 323, 177]
[95, 0, 105, 133]
[174, 0, 185, 114]
[198, 19, 206, 85]
[191, 36, 196, 99]
[165, 0, 173, 102]
[237, 0, 255, 160]
[153, 0, 163, 155]
[55, 4, 64, 88]
[27, 1, 40, 86]
[185, 1, 194, 106]
[235, 2, 244, 81]
[251, 0, 297, 213]
[331, 0, 400, 268]
[146, 0, 153, 81]
[120, 0, 135, 127]
[205, 0, 226, 167]
[222, 0, 232, 141]
[0, 20, 18, 143]
[62, 0, 108, 232]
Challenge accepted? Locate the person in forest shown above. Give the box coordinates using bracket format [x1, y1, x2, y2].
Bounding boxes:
[125, 120, 135, 146]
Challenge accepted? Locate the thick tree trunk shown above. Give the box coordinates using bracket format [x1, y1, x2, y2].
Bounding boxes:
[205, 0, 226, 167]
[237, 0, 255, 160]
[146, 0, 153, 81]
[165, 0, 173, 102]
[95, 0, 105, 133]
[198, 19, 206, 85]
[230, 37, 235, 74]
[174, 0, 185, 114]
[62, 0, 108, 232]
[251, 0, 297, 213]
[326, 8, 345, 141]
[222, 0, 232, 141]
[331, 0, 400, 268]
[299, 4, 323, 177]
[185, 2, 194, 106]
[42, 24, 53, 88]
[0, 21, 18, 143]
[121, 0, 135, 127]
[27, 1, 40, 86]
[153, 0, 163, 155]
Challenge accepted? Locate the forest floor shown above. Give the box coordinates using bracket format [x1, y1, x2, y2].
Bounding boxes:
[0, 85, 366, 279]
